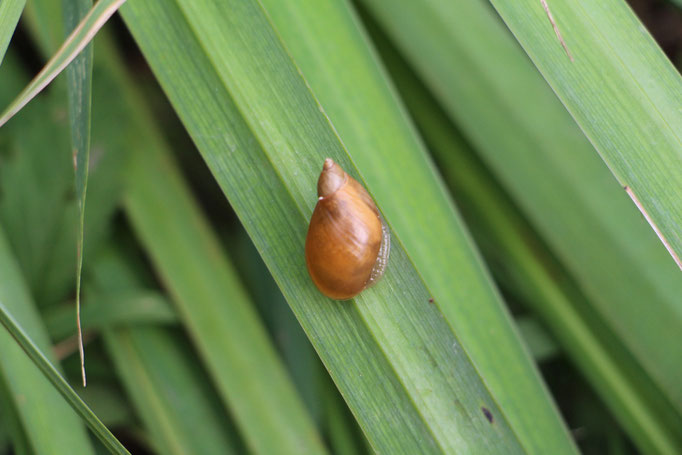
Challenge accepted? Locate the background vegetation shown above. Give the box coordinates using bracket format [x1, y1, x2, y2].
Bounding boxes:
[0, 0, 680, 454]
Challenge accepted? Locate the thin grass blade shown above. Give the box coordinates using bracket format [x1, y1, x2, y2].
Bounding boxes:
[0, 303, 130, 454]
[0, 0, 25, 64]
[0, 226, 105, 454]
[62, 0, 94, 388]
[0, 0, 125, 127]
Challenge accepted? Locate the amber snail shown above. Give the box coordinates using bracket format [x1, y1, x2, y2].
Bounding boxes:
[305, 158, 390, 300]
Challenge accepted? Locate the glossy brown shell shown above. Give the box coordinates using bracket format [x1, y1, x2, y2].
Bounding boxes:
[305, 159, 389, 300]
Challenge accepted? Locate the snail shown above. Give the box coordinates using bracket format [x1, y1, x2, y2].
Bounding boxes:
[305, 158, 390, 300]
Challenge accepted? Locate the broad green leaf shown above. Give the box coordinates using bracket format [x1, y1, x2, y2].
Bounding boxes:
[0, 0, 24, 64]
[90, 31, 328, 455]
[0, 226, 98, 455]
[0, 0, 125, 127]
[261, 0, 574, 452]
[92, 249, 239, 455]
[372, 29, 682, 452]
[358, 0, 682, 430]
[485, 0, 682, 269]
[62, 0, 94, 386]
[120, 0, 557, 452]
[44, 291, 177, 340]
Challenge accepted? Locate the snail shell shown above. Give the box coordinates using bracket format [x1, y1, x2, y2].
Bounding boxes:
[305, 158, 390, 300]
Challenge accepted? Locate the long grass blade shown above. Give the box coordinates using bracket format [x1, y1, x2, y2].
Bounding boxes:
[0, 0, 125, 127]
[0, 226, 115, 454]
[0, 0, 25, 64]
[62, 0, 94, 388]
[358, 0, 682, 428]
[486, 0, 682, 268]
[119, 0, 564, 452]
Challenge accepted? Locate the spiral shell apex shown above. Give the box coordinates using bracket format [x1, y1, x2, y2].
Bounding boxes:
[305, 158, 390, 300]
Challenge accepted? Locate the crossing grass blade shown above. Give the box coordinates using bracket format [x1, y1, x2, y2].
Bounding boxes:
[0, 0, 24, 64]
[485, 0, 682, 268]
[43, 291, 177, 341]
[62, 0, 94, 387]
[0, 0, 125, 127]
[358, 0, 682, 428]
[0, 300, 129, 454]
[0, 226, 110, 455]
[372, 29, 682, 453]
[119, 0, 576, 452]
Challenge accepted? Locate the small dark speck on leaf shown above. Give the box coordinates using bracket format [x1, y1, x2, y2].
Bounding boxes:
[428, 298, 434, 304]
[481, 406, 493, 423]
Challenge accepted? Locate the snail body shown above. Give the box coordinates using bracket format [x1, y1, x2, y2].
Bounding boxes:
[305, 158, 390, 300]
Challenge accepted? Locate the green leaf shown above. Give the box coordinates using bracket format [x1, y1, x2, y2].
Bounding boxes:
[120, 0, 571, 452]
[0, 226, 99, 455]
[0, 0, 125, 127]
[0, 0, 25, 64]
[91, 248, 240, 455]
[370, 27, 682, 453]
[359, 0, 682, 434]
[485, 0, 682, 269]
[62, 0, 94, 387]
